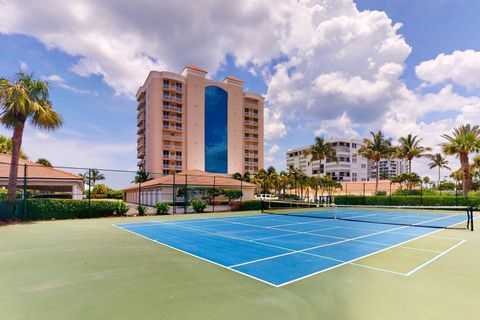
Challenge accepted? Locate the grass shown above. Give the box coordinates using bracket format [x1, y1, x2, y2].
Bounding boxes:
[1, 211, 479, 320]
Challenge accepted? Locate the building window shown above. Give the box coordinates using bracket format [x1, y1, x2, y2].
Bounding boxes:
[361, 164, 366, 168]
[352, 143, 357, 148]
[352, 156, 357, 163]
[204, 86, 228, 173]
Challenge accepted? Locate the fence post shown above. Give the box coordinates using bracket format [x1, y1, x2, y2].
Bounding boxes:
[389, 182, 392, 206]
[23, 163, 27, 220]
[173, 172, 176, 215]
[213, 176, 216, 213]
[363, 183, 366, 205]
[88, 169, 92, 214]
[420, 183, 423, 206]
[184, 174, 187, 214]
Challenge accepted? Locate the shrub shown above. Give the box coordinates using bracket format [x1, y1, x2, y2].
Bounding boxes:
[107, 189, 124, 199]
[0, 199, 118, 221]
[223, 190, 243, 202]
[155, 202, 171, 215]
[137, 205, 146, 216]
[114, 201, 129, 215]
[191, 200, 207, 213]
[375, 191, 387, 196]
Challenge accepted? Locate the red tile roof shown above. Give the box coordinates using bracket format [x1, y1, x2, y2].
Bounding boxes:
[123, 169, 256, 191]
[0, 153, 83, 180]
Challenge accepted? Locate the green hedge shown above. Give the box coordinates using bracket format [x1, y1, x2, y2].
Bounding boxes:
[0, 199, 120, 221]
[233, 200, 262, 211]
[334, 195, 480, 207]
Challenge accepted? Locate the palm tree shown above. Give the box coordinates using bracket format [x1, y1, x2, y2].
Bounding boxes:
[81, 169, 105, 187]
[357, 131, 393, 193]
[278, 170, 289, 195]
[0, 135, 28, 159]
[36, 158, 52, 167]
[0, 72, 63, 200]
[309, 136, 337, 179]
[428, 153, 451, 187]
[132, 171, 151, 183]
[288, 167, 303, 196]
[396, 134, 431, 173]
[440, 124, 480, 195]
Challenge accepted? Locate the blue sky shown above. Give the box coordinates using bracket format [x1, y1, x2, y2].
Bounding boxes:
[0, 0, 479, 179]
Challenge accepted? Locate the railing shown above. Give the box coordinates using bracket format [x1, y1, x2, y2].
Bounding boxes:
[244, 136, 259, 141]
[244, 111, 258, 117]
[163, 144, 183, 150]
[163, 105, 182, 112]
[163, 135, 183, 141]
[163, 115, 182, 121]
[244, 119, 259, 125]
[163, 125, 182, 131]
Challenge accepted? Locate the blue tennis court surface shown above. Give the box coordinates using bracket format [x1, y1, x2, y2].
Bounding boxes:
[115, 211, 468, 287]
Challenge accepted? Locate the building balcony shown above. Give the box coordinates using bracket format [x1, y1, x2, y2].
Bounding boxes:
[137, 146, 145, 157]
[137, 126, 145, 135]
[163, 144, 183, 151]
[244, 119, 259, 126]
[244, 127, 258, 134]
[136, 97, 145, 111]
[244, 136, 259, 142]
[245, 144, 258, 150]
[244, 101, 258, 108]
[137, 159, 145, 166]
[164, 164, 183, 170]
[163, 115, 182, 122]
[244, 111, 258, 117]
[163, 95, 183, 103]
[163, 134, 183, 142]
[163, 125, 182, 132]
[163, 105, 182, 113]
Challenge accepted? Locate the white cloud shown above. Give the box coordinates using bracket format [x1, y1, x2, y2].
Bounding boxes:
[43, 74, 92, 94]
[264, 108, 287, 140]
[416, 50, 480, 90]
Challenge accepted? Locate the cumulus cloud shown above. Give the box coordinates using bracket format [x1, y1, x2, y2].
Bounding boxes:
[416, 50, 480, 90]
[19, 60, 28, 71]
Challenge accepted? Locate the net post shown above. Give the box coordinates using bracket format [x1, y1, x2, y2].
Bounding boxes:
[469, 207, 474, 231]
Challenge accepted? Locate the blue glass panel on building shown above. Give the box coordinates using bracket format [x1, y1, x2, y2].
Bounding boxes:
[204, 86, 228, 173]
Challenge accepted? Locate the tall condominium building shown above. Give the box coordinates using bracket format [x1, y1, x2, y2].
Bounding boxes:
[136, 65, 264, 176]
[286, 138, 370, 182]
[370, 158, 409, 179]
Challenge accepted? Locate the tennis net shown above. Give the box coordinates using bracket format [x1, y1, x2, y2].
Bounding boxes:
[261, 201, 475, 231]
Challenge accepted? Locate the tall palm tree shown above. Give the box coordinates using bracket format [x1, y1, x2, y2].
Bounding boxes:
[309, 136, 337, 179]
[440, 124, 480, 195]
[288, 167, 303, 196]
[396, 134, 431, 173]
[0, 72, 63, 200]
[357, 131, 393, 193]
[428, 153, 451, 187]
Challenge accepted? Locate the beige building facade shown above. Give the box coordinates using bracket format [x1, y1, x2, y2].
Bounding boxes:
[136, 65, 264, 176]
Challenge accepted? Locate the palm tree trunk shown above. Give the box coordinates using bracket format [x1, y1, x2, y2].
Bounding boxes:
[7, 124, 25, 201]
[408, 159, 412, 174]
[460, 153, 470, 195]
[438, 167, 441, 187]
[375, 159, 379, 194]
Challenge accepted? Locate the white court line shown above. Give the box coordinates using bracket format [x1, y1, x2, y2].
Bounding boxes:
[112, 224, 280, 287]
[404, 240, 466, 276]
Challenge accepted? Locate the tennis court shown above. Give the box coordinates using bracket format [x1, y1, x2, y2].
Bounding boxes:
[115, 205, 473, 286]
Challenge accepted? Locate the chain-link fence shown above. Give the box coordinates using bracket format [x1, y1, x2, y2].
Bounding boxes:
[0, 161, 256, 220]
